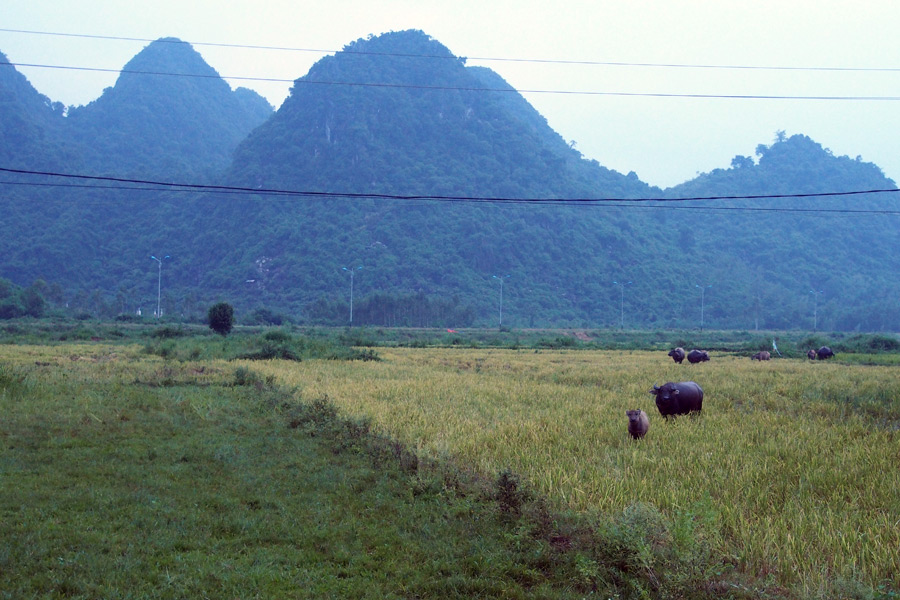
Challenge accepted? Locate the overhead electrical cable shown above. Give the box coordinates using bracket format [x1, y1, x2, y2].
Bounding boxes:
[1, 167, 898, 215]
[2, 27, 899, 73]
[2, 60, 899, 101]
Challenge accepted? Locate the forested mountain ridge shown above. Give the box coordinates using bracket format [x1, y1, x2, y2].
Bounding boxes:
[0, 31, 898, 330]
[657, 132, 899, 331]
[228, 30, 650, 198]
[0, 50, 75, 171]
[206, 30, 660, 325]
[64, 38, 273, 180]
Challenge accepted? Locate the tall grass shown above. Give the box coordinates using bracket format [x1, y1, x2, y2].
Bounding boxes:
[261, 348, 900, 595]
[3, 341, 898, 597]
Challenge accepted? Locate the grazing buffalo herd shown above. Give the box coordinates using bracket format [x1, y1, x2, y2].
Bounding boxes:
[666, 347, 709, 364]
[628, 342, 837, 439]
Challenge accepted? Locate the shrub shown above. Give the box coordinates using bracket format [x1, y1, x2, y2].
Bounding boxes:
[247, 308, 288, 326]
[152, 326, 185, 339]
[263, 329, 293, 343]
[233, 366, 274, 387]
[238, 341, 301, 362]
[838, 334, 900, 354]
[208, 302, 234, 336]
[799, 335, 831, 351]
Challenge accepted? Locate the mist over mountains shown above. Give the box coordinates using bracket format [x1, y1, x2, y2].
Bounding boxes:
[1, 30, 898, 330]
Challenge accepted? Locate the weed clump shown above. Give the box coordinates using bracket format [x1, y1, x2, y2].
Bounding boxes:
[152, 325, 186, 339]
[495, 470, 526, 519]
[0, 363, 27, 398]
[232, 366, 274, 388]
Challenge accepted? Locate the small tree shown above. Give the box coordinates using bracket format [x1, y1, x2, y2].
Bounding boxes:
[208, 302, 234, 336]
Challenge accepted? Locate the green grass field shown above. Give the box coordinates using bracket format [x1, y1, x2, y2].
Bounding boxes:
[1, 334, 898, 599]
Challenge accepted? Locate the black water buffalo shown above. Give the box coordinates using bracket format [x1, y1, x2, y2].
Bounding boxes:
[751, 351, 771, 361]
[807, 349, 817, 360]
[649, 381, 704, 418]
[817, 346, 835, 360]
[687, 349, 710, 364]
[667, 347, 686, 364]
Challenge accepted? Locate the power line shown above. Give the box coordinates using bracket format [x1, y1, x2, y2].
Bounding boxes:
[2, 166, 898, 215]
[2, 27, 899, 73]
[4, 60, 900, 101]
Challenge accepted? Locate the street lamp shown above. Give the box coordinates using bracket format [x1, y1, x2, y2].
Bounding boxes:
[612, 281, 632, 329]
[343, 266, 363, 326]
[492, 275, 510, 328]
[810, 289, 824, 331]
[150, 255, 170, 319]
[695, 283, 712, 331]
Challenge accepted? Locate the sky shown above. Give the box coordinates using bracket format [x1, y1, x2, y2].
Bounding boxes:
[2, 0, 899, 189]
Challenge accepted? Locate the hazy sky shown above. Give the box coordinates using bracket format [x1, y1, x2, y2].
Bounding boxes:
[2, 0, 899, 188]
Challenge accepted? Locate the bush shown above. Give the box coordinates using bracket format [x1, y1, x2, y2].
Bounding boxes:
[238, 341, 301, 361]
[244, 308, 288, 326]
[233, 366, 273, 387]
[152, 326, 186, 339]
[263, 329, 293, 343]
[799, 335, 831, 352]
[838, 334, 900, 354]
[208, 302, 234, 336]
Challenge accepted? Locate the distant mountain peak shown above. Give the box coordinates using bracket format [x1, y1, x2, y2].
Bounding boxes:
[232, 29, 647, 199]
[64, 37, 272, 179]
[122, 37, 221, 78]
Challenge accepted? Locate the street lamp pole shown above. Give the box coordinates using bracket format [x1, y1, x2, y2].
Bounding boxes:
[613, 281, 632, 329]
[343, 266, 362, 326]
[810, 289, 824, 331]
[695, 284, 712, 331]
[150, 255, 170, 319]
[492, 275, 510, 328]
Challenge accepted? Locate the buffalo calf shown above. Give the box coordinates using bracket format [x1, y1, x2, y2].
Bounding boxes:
[626, 409, 650, 439]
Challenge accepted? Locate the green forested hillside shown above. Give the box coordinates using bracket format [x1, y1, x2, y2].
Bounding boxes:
[0, 50, 77, 171]
[659, 133, 900, 331]
[65, 37, 272, 180]
[229, 30, 647, 199]
[0, 32, 898, 330]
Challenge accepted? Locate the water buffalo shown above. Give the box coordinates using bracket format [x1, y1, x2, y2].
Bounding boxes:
[817, 346, 835, 360]
[667, 347, 686, 364]
[687, 349, 710, 364]
[807, 349, 817, 360]
[626, 409, 650, 439]
[751, 351, 771, 361]
[649, 381, 704, 418]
